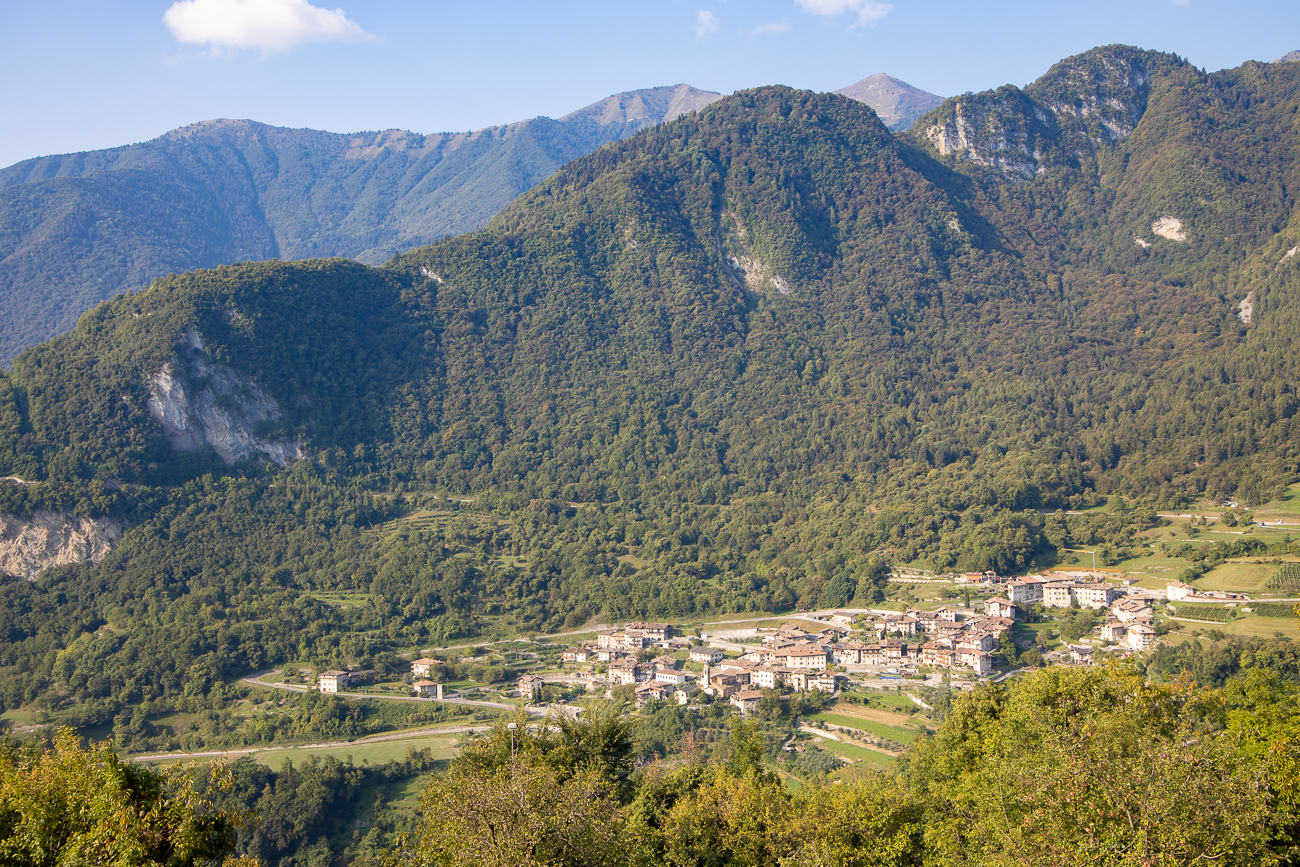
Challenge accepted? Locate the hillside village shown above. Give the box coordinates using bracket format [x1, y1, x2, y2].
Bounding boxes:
[315, 569, 1279, 715]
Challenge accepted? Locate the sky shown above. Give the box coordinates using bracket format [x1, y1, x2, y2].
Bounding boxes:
[2, 0, 1298, 169]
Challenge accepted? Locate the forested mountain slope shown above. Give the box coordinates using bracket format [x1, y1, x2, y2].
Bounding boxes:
[0, 46, 1298, 720]
[0, 85, 722, 363]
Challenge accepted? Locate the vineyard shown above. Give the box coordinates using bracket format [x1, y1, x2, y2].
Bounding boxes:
[1266, 564, 1300, 590]
[1249, 602, 1300, 619]
[1170, 604, 1236, 623]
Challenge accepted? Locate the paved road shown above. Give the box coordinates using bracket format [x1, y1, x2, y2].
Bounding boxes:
[241, 670, 522, 713]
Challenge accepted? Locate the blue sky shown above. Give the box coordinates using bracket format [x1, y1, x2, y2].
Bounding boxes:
[2, 0, 1297, 169]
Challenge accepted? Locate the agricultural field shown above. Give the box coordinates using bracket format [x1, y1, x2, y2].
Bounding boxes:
[1196, 561, 1283, 594]
[804, 736, 896, 769]
[253, 732, 462, 770]
[1169, 615, 1298, 641]
[810, 712, 923, 745]
[1168, 603, 1235, 623]
[818, 703, 917, 727]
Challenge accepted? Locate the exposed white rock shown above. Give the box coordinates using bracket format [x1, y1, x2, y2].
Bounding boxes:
[922, 102, 1042, 178]
[1152, 217, 1187, 242]
[1283, 246, 1298, 263]
[1236, 291, 1255, 324]
[419, 267, 444, 283]
[718, 212, 792, 296]
[1134, 237, 1151, 248]
[0, 510, 123, 580]
[146, 329, 304, 467]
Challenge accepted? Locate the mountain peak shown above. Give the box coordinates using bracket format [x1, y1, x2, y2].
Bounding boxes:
[560, 84, 723, 127]
[1275, 50, 1300, 63]
[834, 73, 943, 130]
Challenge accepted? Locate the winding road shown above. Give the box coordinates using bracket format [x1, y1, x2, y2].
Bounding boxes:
[241, 669, 522, 712]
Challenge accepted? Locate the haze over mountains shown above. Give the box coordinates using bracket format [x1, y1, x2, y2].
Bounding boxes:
[0, 77, 942, 364]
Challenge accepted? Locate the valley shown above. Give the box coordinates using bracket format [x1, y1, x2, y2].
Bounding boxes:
[2, 40, 1300, 867]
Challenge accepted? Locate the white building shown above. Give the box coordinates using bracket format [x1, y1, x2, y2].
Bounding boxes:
[412, 680, 442, 699]
[655, 669, 688, 686]
[984, 598, 1018, 620]
[411, 658, 440, 678]
[1124, 624, 1157, 651]
[318, 670, 352, 693]
[1005, 579, 1046, 606]
[1044, 581, 1122, 609]
[689, 646, 725, 664]
[786, 647, 829, 670]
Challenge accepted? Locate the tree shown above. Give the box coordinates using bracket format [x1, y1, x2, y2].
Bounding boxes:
[907, 667, 1278, 866]
[392, 756, 625, 867]
[0, 729, 239, 867]
[756, 689, 784, 722]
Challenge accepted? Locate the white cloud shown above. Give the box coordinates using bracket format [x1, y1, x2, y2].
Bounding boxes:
[795, 0, 893, 25]
[695, 10, 720, 38]
[752, 20, 791, 35]
[163, 0, 376, 53]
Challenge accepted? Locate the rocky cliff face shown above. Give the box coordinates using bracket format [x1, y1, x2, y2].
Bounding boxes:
[0, 510, 122, 580]
[915, 46, 1185, 176]
[146, 329, 304, 466]
[920, 86, 1055, 177]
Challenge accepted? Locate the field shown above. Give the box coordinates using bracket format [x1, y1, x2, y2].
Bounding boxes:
[1267, 563, 1300, 592]
[821, 703, 917, 727]
[1258, 484, 1300, 516]
[1169, 615, 1297, 640]
[1169, 603, 1236, 623]
[1196, 561, 1282, 594]
[815, 739, 896, 769]
[1249, 602, 1299, 618]
[811, 712, 923, 745]
[253, 732, 461, 770]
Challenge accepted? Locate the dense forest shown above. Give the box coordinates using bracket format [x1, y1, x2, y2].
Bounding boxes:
[0, 86, 721, 363]
[0, 46, 1299, 731]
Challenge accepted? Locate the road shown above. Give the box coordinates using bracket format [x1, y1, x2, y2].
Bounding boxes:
[241, 670, 522, 713]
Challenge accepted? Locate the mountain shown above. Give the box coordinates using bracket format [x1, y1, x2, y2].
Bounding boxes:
[1277, 50, 1300, 63]
[2, 45, 1300, 760]
[0, 85, 721, 364]
[834, 73, 944, 130]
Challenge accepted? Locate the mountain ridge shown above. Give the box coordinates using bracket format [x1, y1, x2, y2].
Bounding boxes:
[0, 85, 724, 364]
[834, 72, 944, 130]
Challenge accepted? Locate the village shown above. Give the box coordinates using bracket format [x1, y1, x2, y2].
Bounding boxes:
[312, 569, 1265, 715]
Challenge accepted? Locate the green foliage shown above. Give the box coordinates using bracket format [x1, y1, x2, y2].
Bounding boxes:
[1170, 603, 1237, 623]
[2, 52, 1300, 756]
[0, 728, 238, 866]
[0, 112, 681, 364]
[1269, 564, 1300, 590]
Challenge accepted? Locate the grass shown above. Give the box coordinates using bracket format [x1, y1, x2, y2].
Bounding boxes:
[253, 733, 461, 770]
[310, 591, 372, 609]
[1, 709, 39, 726]
[1197, 561, 1281, 594]
[812, 738, 896, 768]
[1169, 615, 1298, 640]
[1258, 484, 1300, 516]
[810, 713, 920, 744]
